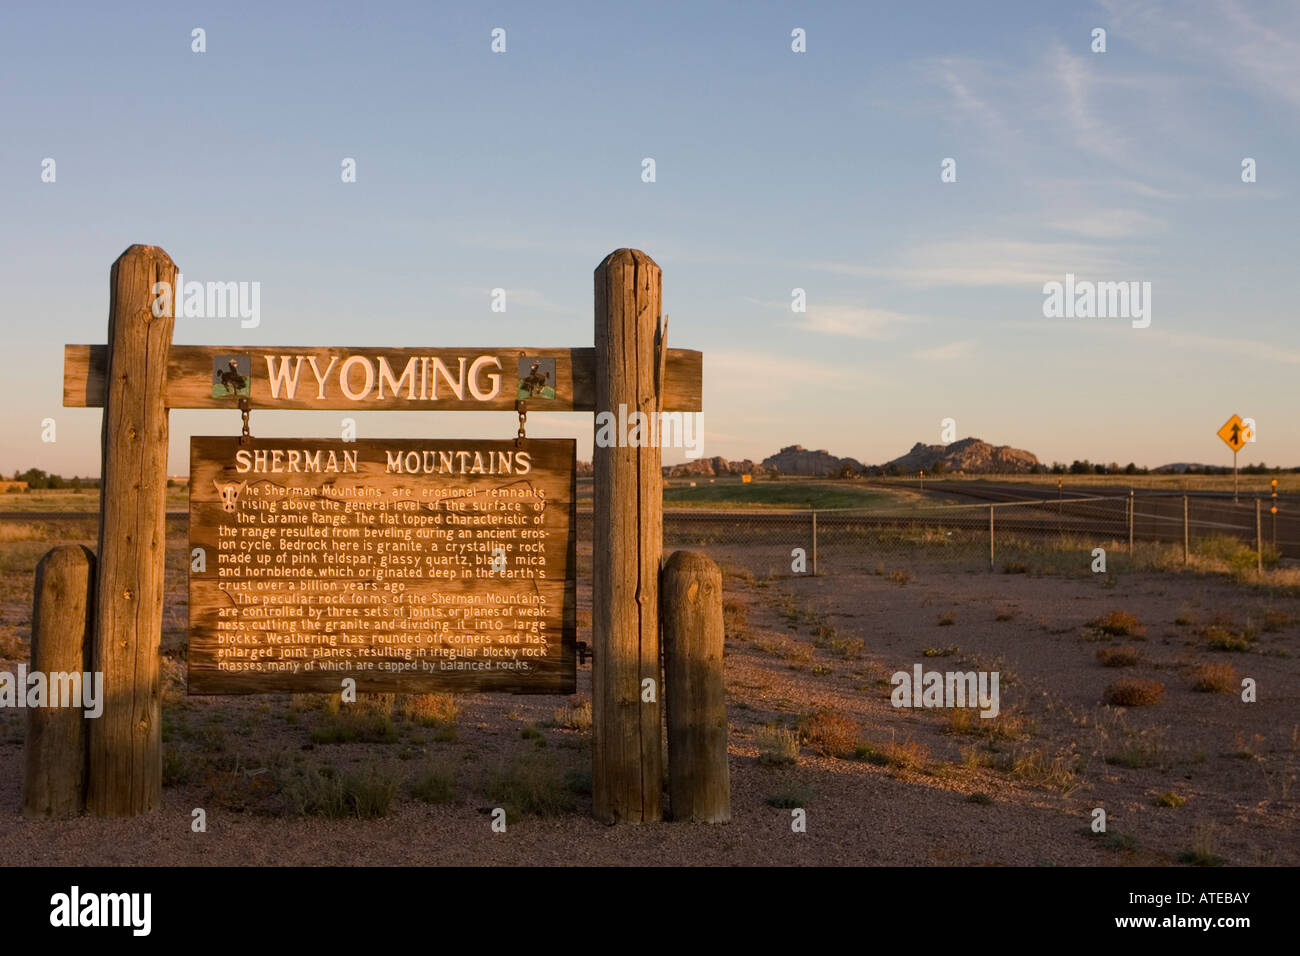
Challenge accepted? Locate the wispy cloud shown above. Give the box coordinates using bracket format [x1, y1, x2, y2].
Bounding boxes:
[911, 339, 976, 361]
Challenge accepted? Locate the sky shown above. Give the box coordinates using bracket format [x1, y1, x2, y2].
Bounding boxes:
[1, 0, 1297, 477]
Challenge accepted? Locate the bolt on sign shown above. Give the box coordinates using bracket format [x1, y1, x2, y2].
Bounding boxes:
[188, 438, 577, 694]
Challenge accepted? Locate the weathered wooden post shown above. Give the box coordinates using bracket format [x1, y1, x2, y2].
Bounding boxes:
[592, 249, 663, 823]
[661, 550, 729, 823]
[87, 244, 176, 816]
[24, 545, 95, 817]
[1183, 495, 1189, 565]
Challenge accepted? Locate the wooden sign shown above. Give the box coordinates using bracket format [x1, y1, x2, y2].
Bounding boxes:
[65, 345, 703, 412]
[188, 437, 576, 694]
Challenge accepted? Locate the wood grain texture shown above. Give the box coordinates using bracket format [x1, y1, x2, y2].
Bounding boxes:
[87, 244, 175, 816]
[592, 249, 664, 824]
[661, 550, 730, 823]
[64, 345, 703, 412]
[24, 545, 95, 818]
[188, 438, 576, 695]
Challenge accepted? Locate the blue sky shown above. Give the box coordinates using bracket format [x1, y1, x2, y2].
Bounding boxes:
[2, 0, 1297, 476]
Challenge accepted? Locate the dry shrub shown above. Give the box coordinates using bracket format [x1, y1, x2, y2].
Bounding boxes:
[802, 710, 858, 758]
[1096, 645, 1142, 667]
[1092, 611, 1145, 637]
[400, 693, 458, 726]
[1104, 678, 1164, 707]
[1261, 610, 1290, 632]
[1191, 662, 1237, 693]
[755, 725, 800, 766]
[855, 736, 929, 770]
[552, 698, 592, 732]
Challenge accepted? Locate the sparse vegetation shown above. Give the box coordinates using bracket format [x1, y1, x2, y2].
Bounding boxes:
[801, 710, 858, 758]
[1104, 679, 1164, 707]
[1154, 791, 1186, 808]
[1091, 611, 1145, 637]
[854, 735, 929, 771]
[937, 611, 956, 627]
[922, 645, 959, 658]
[1096, 645, 1142, 667]
[409, 763, 456, 804]
[1191, 662, 1238, 693]
[485, 755, 577, 818]
[765, 785, 812, 808]
[756, 725, 800, 766]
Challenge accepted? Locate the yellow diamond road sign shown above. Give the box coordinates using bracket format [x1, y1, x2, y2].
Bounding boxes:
[1218, 414, 1248, 453]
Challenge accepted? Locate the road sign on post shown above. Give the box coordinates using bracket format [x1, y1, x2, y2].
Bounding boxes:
[1217, 414, 1247, 503]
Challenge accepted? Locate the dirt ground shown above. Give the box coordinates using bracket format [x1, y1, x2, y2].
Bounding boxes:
[0, 519, 1296, 866]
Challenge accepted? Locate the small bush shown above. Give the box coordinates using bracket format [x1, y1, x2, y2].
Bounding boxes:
[285, 763, 400, 819]
[485, 755, 577, 818]
[1261, 610, 1290, 632]
[1153, 791, 1186, 808]
[1091, 611, 1145, 637]
[1104, 679, 1164, 707]
[1203, 626, 1251, 652]
[922, 645, 959, 658]
[310, 711, 398, 744]
[400, 693, 459, 727]
[802, 710, 858, 758]
[765, 785, 812, 808]
[937, 611, 956, 627]
[967, 792, 993, 806]
[1096, 645, 1141, 667]
[854, 736, 928, 771]
[1002, 561, 1029, 574]
[756, 725, 800, 766]
[552, 699, 593, 732]
[1191, 662, 1237, 693]
[410, 763, 456, 804]
[888, 570, 913, 585]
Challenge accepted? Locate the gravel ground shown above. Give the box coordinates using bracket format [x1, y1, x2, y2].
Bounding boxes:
[0, 534, 1296, 866]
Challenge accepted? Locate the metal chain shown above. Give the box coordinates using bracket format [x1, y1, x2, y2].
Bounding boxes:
[514, 399, 527, 446]
[239, 398, 252, 446]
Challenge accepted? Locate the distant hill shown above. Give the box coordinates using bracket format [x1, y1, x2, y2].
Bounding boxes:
[761, 445, 862, 477]
[880, 437, 1039, 475]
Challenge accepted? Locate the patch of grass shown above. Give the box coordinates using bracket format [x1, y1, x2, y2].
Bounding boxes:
[801, 710, 858, 758]
[765, 785, 812, 808]
[1103, 831, 1140, 852]
[1104, 678, 1164, 707]
[994, 607, 1018, 622]
[310, 711, 399, 745]
[854, 736, 929, 771]
[756, 725, 800, 766]
[162, 747, 192, 786]
[1261, 610, 1290, 632]
[520, 723, 545, 742]
[1153, 791, 1186, 808]
[1003, 744, 1081, 793]
[284, 762, 401, 819]
[1096, 645, 1142, 667]
[1203, 626, 1252, 652]
[563, 768, 592, 796]
[399, 693, 459, 727]
[485, 755, 577, 818]
[1178, 826, 1225, 866]
[888, 570, 913, 585]
[937, 611, 956, 627]
[943, 707, 1031, 741]
[552, 699, 593, 732]
[723, 598, 749, 641]
[1191, 662, 1237, 693]
[409, 763, 456, 804]
[1002, 561, 1029, 574]
[1091, 611, 1146, 637]
[966, 792, 994, 805]
[922, 645, 959, 658]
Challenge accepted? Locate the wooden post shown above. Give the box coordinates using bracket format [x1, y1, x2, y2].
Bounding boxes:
[1183, 495, 1189, 565]
[24, 546, 95, 817]
[988, 505, 994, 570]
[87, 244, 176, 816]
[1128, 490, 1134, 553]
[661, 551, 729, 823]
[592, 249, 663, 823]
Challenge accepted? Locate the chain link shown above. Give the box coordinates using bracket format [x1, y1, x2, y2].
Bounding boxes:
[514, 399, 527, 446]
[239, 397, 252, 446]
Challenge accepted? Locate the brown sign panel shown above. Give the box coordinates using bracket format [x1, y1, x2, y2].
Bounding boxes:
[188, 437, 576, 695]
[64, 345, 703, 412]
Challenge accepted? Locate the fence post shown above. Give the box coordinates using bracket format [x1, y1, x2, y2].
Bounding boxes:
[661, 551, 730, 824]
[1127, 490, 1134, 553]
[988, 505, 994, 570]
[87, 244, 176, 817]
[1183, 495, 1189, 565]
[811, 508, 818, 576]
[24, 545, 95, 818]
[1256, 499, 1263, 574]
[592, 249, 663, 824]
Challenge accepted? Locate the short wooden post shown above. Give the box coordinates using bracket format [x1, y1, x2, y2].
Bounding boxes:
[661, 551, 730, 823]
[24, 546, 95, 817]
[87, 244, 176, 816]
[592, 249, 663, 824]
[1183, 495, 1189, 565]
